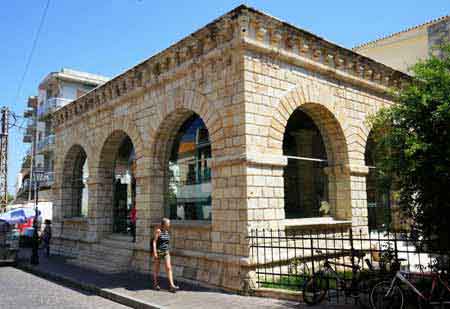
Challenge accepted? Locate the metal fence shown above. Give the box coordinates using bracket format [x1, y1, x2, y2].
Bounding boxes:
[249, 227, 450, 306]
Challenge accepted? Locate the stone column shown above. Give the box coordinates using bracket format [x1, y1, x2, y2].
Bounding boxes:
[92, 166, 114, 238]
[85, 179, 101, 242]
[348, 165, 370, 235]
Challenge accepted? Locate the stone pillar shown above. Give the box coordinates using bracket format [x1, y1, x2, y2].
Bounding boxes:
[348, 165, 370, 235]
[323, 164, 352, 220]
[92, 166, 114, 238]
[245, 153, 287, 230]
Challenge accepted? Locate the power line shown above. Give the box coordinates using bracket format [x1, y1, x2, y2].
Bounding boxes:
[13, 0, 51, 107]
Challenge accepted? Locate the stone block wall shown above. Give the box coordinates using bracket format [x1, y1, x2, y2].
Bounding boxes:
[51, 5, 407, 291]
[428, 18, 450, 58]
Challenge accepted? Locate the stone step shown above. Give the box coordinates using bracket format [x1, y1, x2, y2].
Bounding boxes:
[70, 260, 127, 274]
[67, 234, 135, 274]
[77, 253, 131, 265]
[97, 240, 135, 252]
[87, 244, 132, 257]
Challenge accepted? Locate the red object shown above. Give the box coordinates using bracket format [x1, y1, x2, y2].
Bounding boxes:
[17, 218, 34, 234]
[130, 207, 137, 224]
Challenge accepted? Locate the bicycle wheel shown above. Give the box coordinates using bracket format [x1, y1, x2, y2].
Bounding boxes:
[356, 278, 375, 309]
[370, 281, 404, 309]
[303, 272, 328, 305]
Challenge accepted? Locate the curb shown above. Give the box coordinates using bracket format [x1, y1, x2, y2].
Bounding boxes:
[15, 262, 163, 309]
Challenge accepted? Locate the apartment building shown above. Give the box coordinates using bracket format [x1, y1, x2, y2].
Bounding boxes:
[17, 68, 108, 202]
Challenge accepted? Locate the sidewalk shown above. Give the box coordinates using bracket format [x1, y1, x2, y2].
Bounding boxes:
[15, 249, 354, 309]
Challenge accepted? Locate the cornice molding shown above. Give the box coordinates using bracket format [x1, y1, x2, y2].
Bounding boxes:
[53, 5, 410, 128]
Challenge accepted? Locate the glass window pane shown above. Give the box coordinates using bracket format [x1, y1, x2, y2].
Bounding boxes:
[365, 133, 392, 231]
[113, 136, 136, 234]
[167, 115, 212, 221]
[71, 149, 87, 218]
[283, 109, 329, 218]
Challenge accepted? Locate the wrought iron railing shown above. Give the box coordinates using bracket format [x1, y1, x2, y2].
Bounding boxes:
[249, 227, 450, 306]
[36, 134, 55, 153]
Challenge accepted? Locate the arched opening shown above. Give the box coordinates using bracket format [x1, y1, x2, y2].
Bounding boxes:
[365, 132, 392, 231]
[166, 114, 212, 221]
[112, 136, 136, 234]
[62, 145, 89, 218]
[283, 109, 329, 218]
[97, 131, 137, 239]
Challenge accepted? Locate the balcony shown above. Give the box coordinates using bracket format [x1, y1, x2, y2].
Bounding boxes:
[39, 172, 54, 188]
[21, 171, 54, 190]
[27, 96, 38, 108]
[23, 108, 34, 118]
[23, 134, 33, 143]
[37, 97, 72, 119]
[36, 134, 55, 153]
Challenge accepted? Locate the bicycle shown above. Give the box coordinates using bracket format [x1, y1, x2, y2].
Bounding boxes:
[302, 249, 373, 307]
[370, 259, 450, 309]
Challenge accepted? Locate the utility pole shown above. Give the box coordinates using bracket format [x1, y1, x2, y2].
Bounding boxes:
[28, 105, 36, 203]
[30, 103, 40, 265]
[0, 107, 9, 213]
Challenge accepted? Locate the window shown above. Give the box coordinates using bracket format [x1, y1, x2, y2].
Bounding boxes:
[167, 114, 212, 220]
[365, 133, 391, 231]
[113, 136, 136, 234]
[283, 109, 329, 218]
[69, 150, 88, 218]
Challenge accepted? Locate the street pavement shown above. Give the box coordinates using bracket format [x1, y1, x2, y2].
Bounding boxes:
[0, 266, 129, 309]
[13, 249, 356, 309]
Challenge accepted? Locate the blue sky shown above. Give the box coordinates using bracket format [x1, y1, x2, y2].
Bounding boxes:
[1, 0, 448, 194]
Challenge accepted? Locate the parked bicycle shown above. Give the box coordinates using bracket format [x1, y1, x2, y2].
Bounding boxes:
[302, 249, 373, 307]
[370, 259, 450, 309]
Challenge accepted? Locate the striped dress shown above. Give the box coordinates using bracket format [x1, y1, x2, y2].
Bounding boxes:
[157, 229, 170, 252]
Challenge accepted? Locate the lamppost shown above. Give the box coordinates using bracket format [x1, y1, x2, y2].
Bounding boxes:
[30, 169, 44, 265]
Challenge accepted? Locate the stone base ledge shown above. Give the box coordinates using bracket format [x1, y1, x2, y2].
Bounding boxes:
[252, 287, 302, 302]
[61, 217, 89, 225]
[53, 236, 96, 243]
[133, 245, 250, 267]
[284, 217, 352, 229]
[150, 220, 212, 230]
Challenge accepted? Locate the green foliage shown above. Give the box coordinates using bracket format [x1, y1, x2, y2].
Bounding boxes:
[369, 44, 450, 248]
[21, 155, 31, 169]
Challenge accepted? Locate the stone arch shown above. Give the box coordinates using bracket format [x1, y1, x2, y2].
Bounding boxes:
[150, 88, 222, 171]
[93, 128, 141, 236]
[61, 144, 89, 218]
[269, 83, 350, 166]
[270, 83, 352, 219]
[147, 88, 221, 221]
[93, 117, 145, 174]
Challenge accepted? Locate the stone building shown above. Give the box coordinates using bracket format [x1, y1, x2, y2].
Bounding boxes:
[355, 15, 450, 73]
[51, 5, 408, 291]
[354, 14, 450, 230]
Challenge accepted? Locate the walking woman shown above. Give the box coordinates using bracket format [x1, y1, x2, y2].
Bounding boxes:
[152, 218, 179, 292]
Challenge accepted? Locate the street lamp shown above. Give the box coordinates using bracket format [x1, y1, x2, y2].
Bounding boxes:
[30, 169, 45, 265]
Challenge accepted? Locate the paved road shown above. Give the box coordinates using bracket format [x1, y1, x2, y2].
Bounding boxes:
[0, 267, 129, 309]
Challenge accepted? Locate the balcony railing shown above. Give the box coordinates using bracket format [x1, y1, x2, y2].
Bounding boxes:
[36, 135, 55, 153]
[21, 171, 54, 190]
[39, 172, 55, 187]
[37, 97, 72, 119]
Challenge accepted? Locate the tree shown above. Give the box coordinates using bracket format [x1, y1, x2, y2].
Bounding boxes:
[7, 193, 14, 203]
[370, 45, 450, 248]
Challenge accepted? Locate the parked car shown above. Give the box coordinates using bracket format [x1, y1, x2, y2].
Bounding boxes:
[0, 208, 42, 248]
[0, 220, 19, 265]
